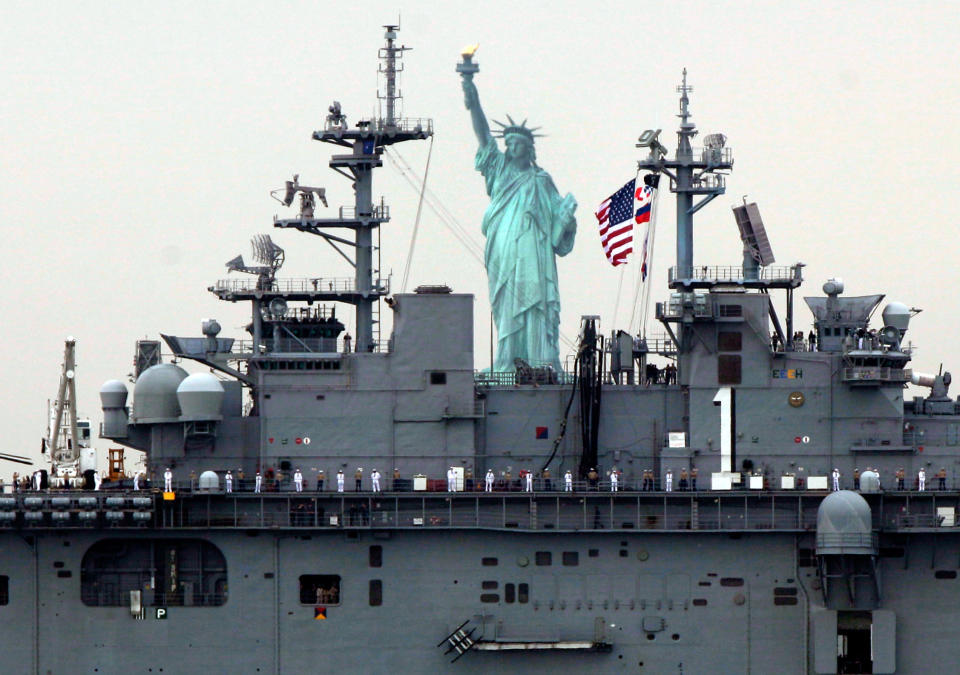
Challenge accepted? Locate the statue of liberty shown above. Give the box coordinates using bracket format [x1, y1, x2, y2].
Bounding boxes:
[458, 48, 577, 372]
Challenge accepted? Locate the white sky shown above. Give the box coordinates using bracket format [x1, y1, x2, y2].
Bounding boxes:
[2, 1, 959, 473]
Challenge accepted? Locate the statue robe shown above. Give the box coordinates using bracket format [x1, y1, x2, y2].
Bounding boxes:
[475, 137, 577, 371]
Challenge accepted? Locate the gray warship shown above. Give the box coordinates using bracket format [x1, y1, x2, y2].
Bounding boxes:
[3, 25, 958, 675]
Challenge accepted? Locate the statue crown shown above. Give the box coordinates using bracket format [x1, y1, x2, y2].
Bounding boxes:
[492, 114, 543, 143]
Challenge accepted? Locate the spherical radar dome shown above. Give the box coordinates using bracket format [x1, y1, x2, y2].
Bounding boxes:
[133, 364, 188, 420]
[99, 380, 128, 408]
[816, 490, 875, 555]
[198, 470, 220, 490]
[176, 372, 225, 419]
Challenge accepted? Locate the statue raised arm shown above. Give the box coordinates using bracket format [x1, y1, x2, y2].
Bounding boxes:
[462, 77, 491, 147]
[457, 50, 578, 373]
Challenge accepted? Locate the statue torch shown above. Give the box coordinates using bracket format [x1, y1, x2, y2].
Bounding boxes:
[456, 44, 480, 80]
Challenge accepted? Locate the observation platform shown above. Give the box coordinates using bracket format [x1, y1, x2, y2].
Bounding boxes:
[667, 264, 803, 290]
[208, 276, 390, 303]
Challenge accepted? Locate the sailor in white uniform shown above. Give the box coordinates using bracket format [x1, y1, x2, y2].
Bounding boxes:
[225, 470, 233, 493]
[564, 470, 573, 492]
[831, 468, 840, 491]
[525, 470, 533, 492]
[163, 467, 172, 492]
[336, 470, 345, 493]
[609, 469, 619, 492]
[665, 470, 674, 492]
[918, 467, 926, 491]
[371, 469, 381, 493]
[94, 472, 102, 491]
[447, 467, 456, 492]
[485, 469, 495, 492]
[294, 469, 303, 493]
[133, 472, 140, 491]
[254, 471, 262, 493]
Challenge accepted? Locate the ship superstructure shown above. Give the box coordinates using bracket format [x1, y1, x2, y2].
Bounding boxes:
[0, 24, 959, 675]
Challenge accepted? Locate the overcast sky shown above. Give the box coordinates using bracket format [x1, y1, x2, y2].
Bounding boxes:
[2, 1, 958, 473]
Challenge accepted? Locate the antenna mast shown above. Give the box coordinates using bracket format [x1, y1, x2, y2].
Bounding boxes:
[378, 23, 410, 127]
[637, 69, 733, 284]
[272, 24, 433, 354]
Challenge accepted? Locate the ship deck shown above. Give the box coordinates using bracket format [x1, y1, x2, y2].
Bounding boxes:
[1, 488, 956, 534]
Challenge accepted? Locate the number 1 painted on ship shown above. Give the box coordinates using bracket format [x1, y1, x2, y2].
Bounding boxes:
[713, 387, 735, 473]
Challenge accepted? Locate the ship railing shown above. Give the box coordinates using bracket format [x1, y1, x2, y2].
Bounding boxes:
[231, 337, 390, 356]
[80, 589, 226, 607]
[842, 367, 912, 383]
[692, 146, 734, 165]
[666, 265, 800, 285]
[815, 532, 879, 549]
[891, 513, 955, 529]
[210, 277, 390, 295]
[474, 370, 576, 387]
[338, 204, 390, 220]
[373, 117, 434, 134]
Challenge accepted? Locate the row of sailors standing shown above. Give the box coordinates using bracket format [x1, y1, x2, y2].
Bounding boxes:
[832, 467, 948, 491]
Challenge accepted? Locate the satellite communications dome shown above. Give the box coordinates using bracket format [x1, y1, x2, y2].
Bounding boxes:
[99, 380, 128, 409]
[816, 490, 875, 555]
[198, 471, 220, 491]
[133, 364, 188, 420]
[176, 372, 225, 419]
[882, 301, 911, 333]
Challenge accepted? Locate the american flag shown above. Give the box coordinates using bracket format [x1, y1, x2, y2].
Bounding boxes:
[595, 178, 637, 266]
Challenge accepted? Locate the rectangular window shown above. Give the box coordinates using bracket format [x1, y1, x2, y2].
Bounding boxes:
[481, 557, 498, 566]
[480, 593, 499, 603]
[429, 372, 447, 385]
[0, 576, 7, 605]
[504, 583, 515, 603]
[481, 580, 498, 590]
[300, 575, 341, 605]
[717, 331, 742, 352]
[718, 355, 742, 385]
[369, 545, 382, 568]
[562, 551, 579, 566]
[535, 551, 552, 566]
[518, 583, 529, 603]
[369, 579, 382, 606]
[718, 304, 742, 317]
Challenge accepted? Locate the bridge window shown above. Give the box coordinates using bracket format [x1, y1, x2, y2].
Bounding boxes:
[717, 331, 742, 352]
[535, 551, 552, 566]
[718, 304, 742, 318]
[718, 355, 742, 385]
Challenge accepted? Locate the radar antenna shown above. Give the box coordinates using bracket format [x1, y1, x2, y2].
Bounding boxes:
[271, 174, 328, 219]
[225, 235, 285, 288]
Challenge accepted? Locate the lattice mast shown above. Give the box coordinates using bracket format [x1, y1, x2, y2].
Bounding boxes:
[378, 23, 410, 127]
[47, 338, 80, 468]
